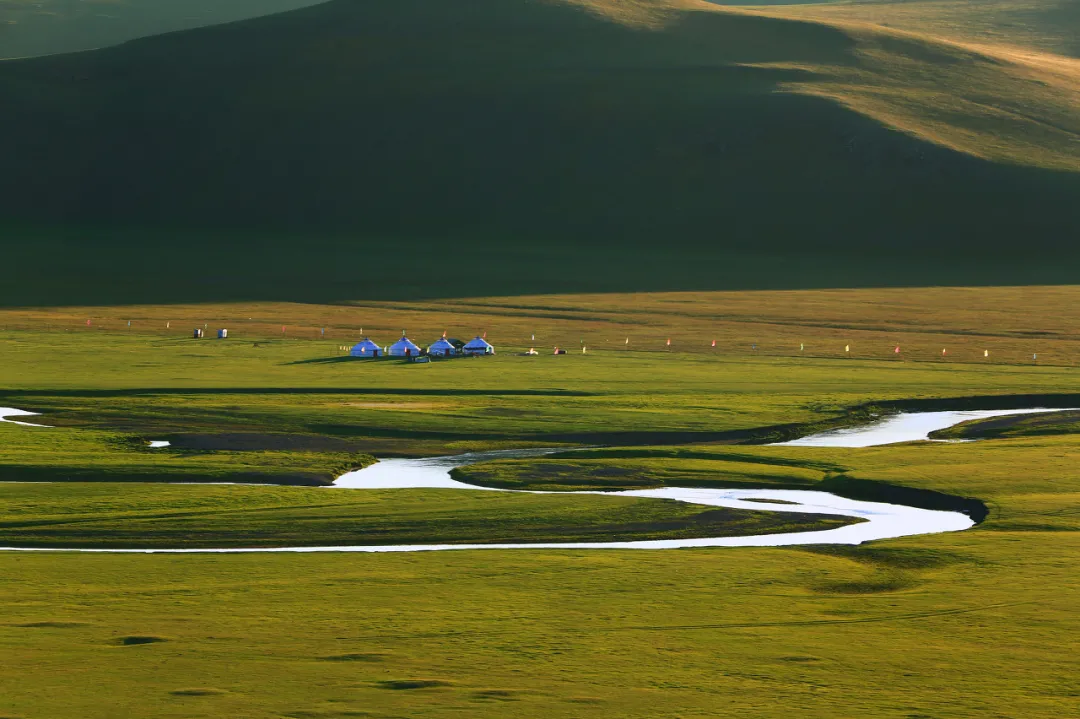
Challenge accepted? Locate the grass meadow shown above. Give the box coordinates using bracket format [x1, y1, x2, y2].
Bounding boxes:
[0, 288, 1078, 716]
[1, 0, 1078, 714]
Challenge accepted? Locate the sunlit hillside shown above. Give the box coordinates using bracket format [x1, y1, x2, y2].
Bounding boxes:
[748, 0, 1080, 57]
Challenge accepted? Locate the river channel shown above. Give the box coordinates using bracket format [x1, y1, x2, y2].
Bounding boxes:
[0, 406, 1071, 553]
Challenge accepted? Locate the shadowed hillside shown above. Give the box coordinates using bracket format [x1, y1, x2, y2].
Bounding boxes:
[0, 0, 1077, 305]
[0, 0, 326, 59]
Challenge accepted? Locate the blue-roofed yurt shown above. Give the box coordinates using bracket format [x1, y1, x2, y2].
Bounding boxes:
[389, 334, 422, 358]
[350, 338, 382, 358]
[463, 336, 495, 356]
[428, 337, 459, 357]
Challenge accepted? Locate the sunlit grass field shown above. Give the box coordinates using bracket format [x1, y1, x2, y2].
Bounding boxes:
[1, 0, 1078, 714]
[0, 288, 1079, 716]
[2, 434, 1079, 717]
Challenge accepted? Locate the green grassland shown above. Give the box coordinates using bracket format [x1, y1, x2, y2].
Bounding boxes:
[1, 286, 1078, 458]
[932, 408, 1080, 440]
[1, 0, 1079, 713]
[1, 435, 1079, 717]
[1, 0, 1078, 306]
[0, 480, 856, 548]
[0, 288, 1079, 716]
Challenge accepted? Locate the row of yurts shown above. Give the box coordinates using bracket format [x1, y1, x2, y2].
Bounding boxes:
[350, 332, 495, 358]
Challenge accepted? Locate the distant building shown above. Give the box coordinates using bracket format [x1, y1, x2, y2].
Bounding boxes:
[350, 338, 382, 358]
[463, 336, 495, 356]
[428, 337, 459, 357]
[389, 334, 422, 358]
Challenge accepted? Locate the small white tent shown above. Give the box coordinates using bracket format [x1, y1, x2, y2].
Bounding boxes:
[350, 338, 382, 358]
[389, 335, 422, 357]
[463, 336, 495, 356]
[428, 337, 459, 357]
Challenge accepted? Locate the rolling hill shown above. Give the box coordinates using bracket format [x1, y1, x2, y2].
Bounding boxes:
[0, 0, 326, 59]
[0, 0, 1077, 305]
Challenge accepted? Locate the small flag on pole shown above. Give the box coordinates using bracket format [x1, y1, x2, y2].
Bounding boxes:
[625, 337, 629, 346]
[443, 331, 447, 338]
[167, 322, 170, 329]
[800, 343, 804, 352]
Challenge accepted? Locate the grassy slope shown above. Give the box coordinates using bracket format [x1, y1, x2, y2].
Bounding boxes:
[754, 0, 1080, 57]
[0, 0, 1078, 306]
[0, 0, 326, 59]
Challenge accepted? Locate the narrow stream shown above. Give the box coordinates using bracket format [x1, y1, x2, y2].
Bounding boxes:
[773, 407, 1075, 447]
[0, 407, 50, 428]
[1, 406, 1070, 554]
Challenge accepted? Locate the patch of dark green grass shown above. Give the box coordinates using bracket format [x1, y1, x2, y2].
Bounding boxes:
[14, 621, 87, 628]
[118, 635, 168, 646]
[169, 688, 227, 696]
[318, 653, 388, 663]
[812, 578, 918, 594]
[376, 680, 452, 691]
[802, 546, 973, 570]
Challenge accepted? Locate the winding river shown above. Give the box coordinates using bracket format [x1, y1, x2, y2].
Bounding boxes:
[0, 406, 1070, 554]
